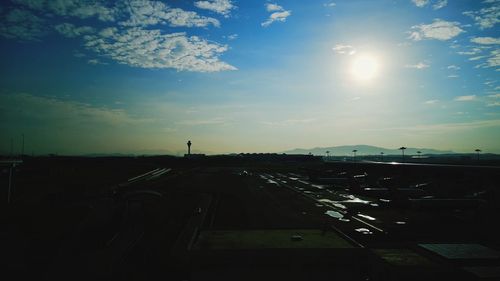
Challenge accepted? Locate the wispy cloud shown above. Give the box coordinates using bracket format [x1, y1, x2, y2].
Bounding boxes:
[471, 37, 500, 45]
[194, 0, 235, 17]
[470, 55, 487, 61]
[405, 62, 430, 69]
[332, 44, 356, 55]
[266, 3, 283, 12]
[463, 2, 499, 30]
[447, 64, 461, 70]
[425, 99, 439, 104]
[432, 0, 448, 10]
[55, 23, 94, 38]
[0, 9, 46, 41]
[323, 2, 336, 7]
[448, 74, 460, 78]
[457, 47, 485, 56]
[87, 58, 107, 65]
[262, 3, 292, 27]
[455, 95, 477, 101]
[409, 19, 464, 41]
[411, 0, 429, 8]
[226, 33, 238, 40]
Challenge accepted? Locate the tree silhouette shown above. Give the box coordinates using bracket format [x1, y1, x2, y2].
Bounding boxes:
[417, 151, 421, 160]
[352, 149, 357, 161]
[475, 148, 481, 161]
[380, 151, 384, 161]
[326, 150, 330, 159]
[399, 146, 407, 162]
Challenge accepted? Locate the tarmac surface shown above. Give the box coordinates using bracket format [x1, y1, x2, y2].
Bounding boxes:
[2, 156, 500, 280]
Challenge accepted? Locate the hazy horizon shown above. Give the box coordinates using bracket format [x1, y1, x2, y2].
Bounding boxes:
[1, 0, 499, 155]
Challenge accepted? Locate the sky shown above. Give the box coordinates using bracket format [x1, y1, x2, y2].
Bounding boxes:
[0, 0, 499, 156]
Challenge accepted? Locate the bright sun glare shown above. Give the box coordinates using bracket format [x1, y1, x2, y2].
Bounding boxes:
[351, 54, 379, 81]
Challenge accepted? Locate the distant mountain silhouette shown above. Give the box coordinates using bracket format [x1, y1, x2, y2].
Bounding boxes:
[283, 145, 454, 156]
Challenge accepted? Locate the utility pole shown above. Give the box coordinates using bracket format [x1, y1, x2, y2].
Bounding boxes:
[399, 147, 407, 162]
[8, 164, 13, 204]
[21, 134, 25, 157]
[475, 149, 481, 161]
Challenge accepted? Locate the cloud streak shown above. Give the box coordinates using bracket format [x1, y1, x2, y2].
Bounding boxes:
[405, 62, 430, 69]
[262, 3, 292, 27]
[454, 95, 476, 101]
[194, 0, 235, 17]
[409, 19, 464, 41]
[332, 44, 356, 55]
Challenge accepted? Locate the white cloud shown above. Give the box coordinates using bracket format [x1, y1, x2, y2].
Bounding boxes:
[488, 93, 500, 98]
[432, 0, 447, 10]
[3, 1, 235, 73]
[457, 47, 484, 55]
[448, 74, 460, 78]
[487, 102, 500, 107]
[262, 3, 291, 27]
[266, 3, 284, 12]
[194, 0, 235, 17]
[227, 33, 238, 40]
[87, 58, 107, 65]
[411, 0, 429, 8]
[332, 44, 356, 55]
[120, 0, 219, 27]
[463, 3, 499, 30]
[455, 95, 477, 101]
[324, 2, 336, 7]
[405, 62, 430, 69]
[84, 27, 236, 72]
[486, 49, 500, 67]
[471, 37, 500, 45]
[0, 8, 46, 41]
[409, 19, 464, 41]
[55, 23, 94, 38]
[425, 99, 439, 104]
[469, 55, 486, 61]
[12, 0, 118, 21]
[447, 64, 461, 70]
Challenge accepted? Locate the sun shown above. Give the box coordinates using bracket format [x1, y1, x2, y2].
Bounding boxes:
[350, 54, 379, 81]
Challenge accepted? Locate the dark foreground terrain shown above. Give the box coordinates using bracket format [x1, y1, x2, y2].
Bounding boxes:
[2, 155, 500, 280]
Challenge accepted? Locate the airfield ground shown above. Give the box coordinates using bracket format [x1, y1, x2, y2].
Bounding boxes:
[2, 156, 500, 280]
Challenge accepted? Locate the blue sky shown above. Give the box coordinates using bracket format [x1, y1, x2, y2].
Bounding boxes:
[1, 0, 499, 155]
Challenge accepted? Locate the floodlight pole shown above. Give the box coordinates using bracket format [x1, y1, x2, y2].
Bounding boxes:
[7, 164, 13, 204]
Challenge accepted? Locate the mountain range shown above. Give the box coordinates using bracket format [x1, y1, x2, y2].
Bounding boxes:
[283, 145, 455, 156]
